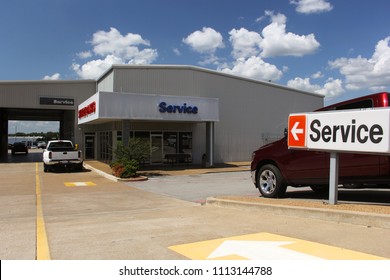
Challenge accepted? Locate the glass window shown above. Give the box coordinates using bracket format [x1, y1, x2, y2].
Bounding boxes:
[163, 132, 178, 156]
[133, 131, 150, 164]
[179, 132, 192, 152]
[129, 131, 193, 164]
[99, 131, 112, 163]
[134, 131, 150, 140]
[179, 132, 192, 163]
[151, 134, 163, 164]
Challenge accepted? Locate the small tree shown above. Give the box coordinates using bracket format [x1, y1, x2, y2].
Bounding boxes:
[110, 138, 150, 178]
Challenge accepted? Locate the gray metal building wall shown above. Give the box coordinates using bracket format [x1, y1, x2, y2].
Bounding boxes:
[97, 72, 114, 92]
[98, 65, 323, 163]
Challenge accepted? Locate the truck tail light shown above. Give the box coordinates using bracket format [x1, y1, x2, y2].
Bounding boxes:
[48, 151, 52, 159]
[78, 151, 81, 158]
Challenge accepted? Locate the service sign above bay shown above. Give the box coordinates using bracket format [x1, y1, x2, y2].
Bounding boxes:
[288, 108, 390, 154]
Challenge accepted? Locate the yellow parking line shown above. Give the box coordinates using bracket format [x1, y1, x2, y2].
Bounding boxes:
[36, 163, 51, 260]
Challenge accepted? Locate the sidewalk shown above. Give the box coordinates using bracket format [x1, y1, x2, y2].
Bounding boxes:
[84, 160, 251, 177]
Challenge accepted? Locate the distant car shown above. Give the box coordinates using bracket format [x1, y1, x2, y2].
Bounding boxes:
[37, 141, 47, 149]
[11, 142, 28, 155]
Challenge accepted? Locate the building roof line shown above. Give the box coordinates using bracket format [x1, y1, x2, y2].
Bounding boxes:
[0, 79, 95, 85]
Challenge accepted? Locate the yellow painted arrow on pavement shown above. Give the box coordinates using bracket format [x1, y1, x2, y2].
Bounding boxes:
[169, 232, 386, 260]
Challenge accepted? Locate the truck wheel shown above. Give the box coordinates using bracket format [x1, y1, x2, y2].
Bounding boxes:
[256, 164, 287, 198]
[43, 163, 49, 173]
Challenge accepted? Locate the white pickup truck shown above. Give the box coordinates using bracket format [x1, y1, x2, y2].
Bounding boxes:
[43, 140, 83, 172]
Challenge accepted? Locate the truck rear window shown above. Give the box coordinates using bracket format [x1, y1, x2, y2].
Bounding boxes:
[335, 99, 373, 110]
[47, 142, 74, 151]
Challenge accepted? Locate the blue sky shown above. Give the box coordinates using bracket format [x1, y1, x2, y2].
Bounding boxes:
[2, 0, 390, 133]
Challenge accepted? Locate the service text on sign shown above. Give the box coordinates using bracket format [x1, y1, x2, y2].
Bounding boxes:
[309, 119, 383, 144]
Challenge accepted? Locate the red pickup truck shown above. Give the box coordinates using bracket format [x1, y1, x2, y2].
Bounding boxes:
[251, 92, 390, 198]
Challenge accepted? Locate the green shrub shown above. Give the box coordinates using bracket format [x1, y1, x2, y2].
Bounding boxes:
[111, 138, 149, 178]
[111, 159, 139, 178]
[114, 138, 149, 163]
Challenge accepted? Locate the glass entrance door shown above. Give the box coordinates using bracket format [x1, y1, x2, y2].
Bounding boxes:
[151, 134, 163, 164]
[84, 134, 95, 159]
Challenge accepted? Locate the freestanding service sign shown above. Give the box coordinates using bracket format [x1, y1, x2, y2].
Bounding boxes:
[288, 108, 390, 204]
[288, 108, 390, 153]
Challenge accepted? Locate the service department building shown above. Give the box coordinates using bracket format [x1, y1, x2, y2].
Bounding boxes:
[0, 65, 323, 165]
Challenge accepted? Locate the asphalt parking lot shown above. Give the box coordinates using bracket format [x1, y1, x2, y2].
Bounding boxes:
[0, 154, 390, 260]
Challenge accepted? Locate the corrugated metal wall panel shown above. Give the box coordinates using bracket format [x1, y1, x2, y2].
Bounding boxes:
[97, 72, 114, 92]
[113, 67, 200, 96]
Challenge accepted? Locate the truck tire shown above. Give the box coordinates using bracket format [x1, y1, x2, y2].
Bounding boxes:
[256, 164, 287, 198]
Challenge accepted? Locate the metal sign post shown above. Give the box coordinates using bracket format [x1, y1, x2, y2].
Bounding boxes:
[328, 152, 339, 205]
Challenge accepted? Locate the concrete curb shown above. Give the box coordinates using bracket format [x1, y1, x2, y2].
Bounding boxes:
[84, 163, 148, 183]
[206, 197, 390, 230]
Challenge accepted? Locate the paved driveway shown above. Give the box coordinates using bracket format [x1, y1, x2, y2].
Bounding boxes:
[1, 162, 389, 260]
[128, 171, 259, 203]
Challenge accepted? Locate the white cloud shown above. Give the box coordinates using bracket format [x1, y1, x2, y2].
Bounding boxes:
[287, 77, 321, 92]
[289, 37, 390, 99]
[229, 28, 262, 59]
[73, 27, 158, 79]
[198, 53, 221, 66]
[329, 37, 390, 91]
[220, 56, 283, 82]
[260, 11, 320, 57]
[43, 73, 61, 80]
[316, 78, 344, 98]
[290, 0, 333, 14]
[311, 71, 323, 79]
[229, 12, 320, 59]
[219, 11, 320, 82]
[173, 48, 181, 56]
[77, 51, 92, 59]
[183, 27, 224, 53]
[92, 27, 151, 58]
[287, 76, 344, 98]
[72, 55, 124, 79]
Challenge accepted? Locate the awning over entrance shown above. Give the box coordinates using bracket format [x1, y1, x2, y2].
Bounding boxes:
[78, 91, 219, 125]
